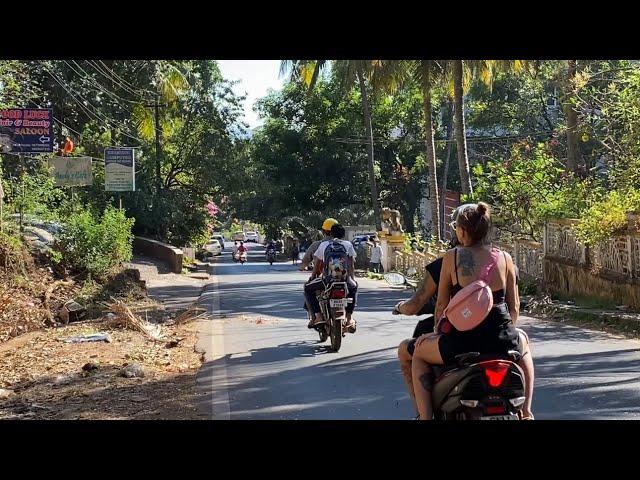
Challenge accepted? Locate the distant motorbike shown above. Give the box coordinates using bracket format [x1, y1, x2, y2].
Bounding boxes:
[266, 248, 277, 265]
[234, 250, 248, 264]
[307, 280, 353, 352]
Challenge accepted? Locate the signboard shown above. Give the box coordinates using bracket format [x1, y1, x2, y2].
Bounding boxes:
[104, 148, 135, 191]
[0, 109, 54, 153]
[48, 156, 93, 187]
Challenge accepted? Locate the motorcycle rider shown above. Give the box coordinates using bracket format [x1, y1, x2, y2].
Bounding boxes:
[235, 241, 247, 260]
[408, 202, 534, 420]
[303, 223, 358, 332]
[299, 217, 338, 271]
[395, 204, 534, 420]
[266, 240, 277, 261]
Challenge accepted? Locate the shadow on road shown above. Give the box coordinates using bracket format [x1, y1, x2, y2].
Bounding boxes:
[198, 342, 409, 419]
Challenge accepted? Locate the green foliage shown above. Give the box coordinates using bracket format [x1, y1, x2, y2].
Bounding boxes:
[0, 229, 26, 277]
[0, 158, 65, 221]
[473, 143, 587, 241]
[518, 279, 538, 296]
[2, 60, 245, 249]
[55, 206, 134, 279]
[573, 189, 640, 246]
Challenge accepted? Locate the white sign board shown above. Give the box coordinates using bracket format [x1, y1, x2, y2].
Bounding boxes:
[104, 148, 135, 191]
[48, 156, 93, 187]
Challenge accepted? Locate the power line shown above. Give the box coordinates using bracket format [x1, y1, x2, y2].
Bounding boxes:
[41, 63, 146, 144]
[98, 60, 156, 97]
[18, 84, 84, 138]
[87, 60, 154, 99]
[331, 130, 552, 146]
[66, 60, 140, 106]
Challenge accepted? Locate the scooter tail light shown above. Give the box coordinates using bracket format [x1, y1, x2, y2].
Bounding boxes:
[485, 405, 506, 415]
[484, 364, 509, 388]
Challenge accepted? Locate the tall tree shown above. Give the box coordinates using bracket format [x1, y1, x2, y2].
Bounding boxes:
[453, 60, 473, 196]
[563, 60, 581, 173]
[412, 61, 444, 241]
[281, 60, 383, 230]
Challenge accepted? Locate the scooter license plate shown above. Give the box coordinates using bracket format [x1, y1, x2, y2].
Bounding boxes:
[330, 299, 347, 308]
[480, 414, 519, 420]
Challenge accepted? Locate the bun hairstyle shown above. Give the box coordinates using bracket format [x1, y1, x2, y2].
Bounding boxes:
[456, 201, 491, 245]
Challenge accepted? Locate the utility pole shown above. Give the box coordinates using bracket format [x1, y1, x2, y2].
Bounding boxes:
[144, 92, 163, 197]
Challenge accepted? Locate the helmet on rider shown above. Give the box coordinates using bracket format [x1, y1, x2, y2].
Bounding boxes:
[321, 217, 338, 235]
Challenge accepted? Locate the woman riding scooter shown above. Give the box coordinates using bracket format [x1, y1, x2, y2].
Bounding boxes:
[394, 203, 535, 420]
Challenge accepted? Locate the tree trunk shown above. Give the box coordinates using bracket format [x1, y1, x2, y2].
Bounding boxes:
[453, 60, 473, 197]
[356, 65, 382, 231]
[421, 64, 441, 242]
[440, 101, 454, 239]
[564, 60, 580, 173]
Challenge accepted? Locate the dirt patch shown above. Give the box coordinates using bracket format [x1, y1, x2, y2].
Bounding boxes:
[524, 294, 640, 339]
[0, 317, 207, 419]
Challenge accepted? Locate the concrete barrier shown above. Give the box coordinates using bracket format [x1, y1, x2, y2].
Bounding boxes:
[133, 236, 183, 274]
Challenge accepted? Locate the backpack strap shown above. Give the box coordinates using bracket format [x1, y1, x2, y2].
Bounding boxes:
[454, 248, 460, 286]
[479, 248, 501, 282]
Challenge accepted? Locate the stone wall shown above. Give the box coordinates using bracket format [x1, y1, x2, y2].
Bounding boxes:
[133, 237, 184, 274]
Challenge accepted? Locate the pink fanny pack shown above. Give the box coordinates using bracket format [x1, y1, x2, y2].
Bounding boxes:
[437, 248, 501, 333]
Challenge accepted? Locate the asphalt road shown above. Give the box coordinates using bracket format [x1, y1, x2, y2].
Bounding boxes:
[196, 241, 640, 419]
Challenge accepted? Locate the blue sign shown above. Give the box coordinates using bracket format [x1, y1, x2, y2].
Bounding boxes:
[0, 109, 54, 153]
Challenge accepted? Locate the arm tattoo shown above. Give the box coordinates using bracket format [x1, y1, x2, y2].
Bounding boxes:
[457, 249, 476, 277]
[416, 277, 430, 298]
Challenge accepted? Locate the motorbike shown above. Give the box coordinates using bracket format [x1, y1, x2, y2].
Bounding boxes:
[234, 250, 248, 264]
[429, 349, 526, 420]
[307, 280, 353, 352]
[266, 248, 277, 265]
[390, 289, 526, 420]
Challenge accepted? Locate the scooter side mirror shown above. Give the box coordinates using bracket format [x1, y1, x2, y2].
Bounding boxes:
[384, 272, 406, 286]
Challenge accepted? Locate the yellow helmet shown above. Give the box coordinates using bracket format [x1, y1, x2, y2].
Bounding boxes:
[321, 218, 338, 232]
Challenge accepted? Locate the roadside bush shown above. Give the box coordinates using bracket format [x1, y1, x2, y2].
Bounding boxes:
[55, 206, 134, 280]
[573, 189, 640, 246]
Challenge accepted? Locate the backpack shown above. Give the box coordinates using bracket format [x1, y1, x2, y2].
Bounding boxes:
[323, 240, 350, 281]
[437, 247, 501, 333]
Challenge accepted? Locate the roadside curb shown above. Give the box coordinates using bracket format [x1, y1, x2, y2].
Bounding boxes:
[194, 262, 231, 420]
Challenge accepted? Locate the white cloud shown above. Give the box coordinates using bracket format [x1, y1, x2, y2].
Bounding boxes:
[217, 60, 285, 129]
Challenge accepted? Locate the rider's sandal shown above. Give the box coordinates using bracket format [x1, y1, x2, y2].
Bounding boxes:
[521, 413, 535, 420]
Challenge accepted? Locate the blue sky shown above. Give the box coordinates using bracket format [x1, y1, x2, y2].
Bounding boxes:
[217, 60, 285, 129]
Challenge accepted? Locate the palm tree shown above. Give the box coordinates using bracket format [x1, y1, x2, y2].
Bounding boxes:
[452, 60, 473, 197]
[440, 100, 454, 238]
[367, 59, 443, 240]
[448, 59, 531, 198]
[280, 60, 382, 230]
[410, 61, 445, 241]
[132, 61, 189, 196]
[563, 60, 580, 173]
